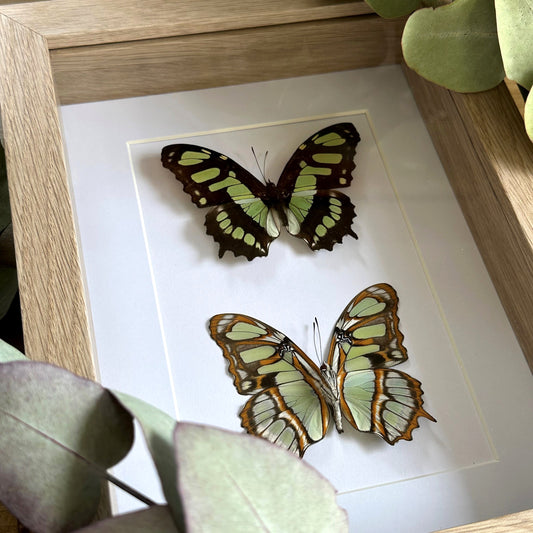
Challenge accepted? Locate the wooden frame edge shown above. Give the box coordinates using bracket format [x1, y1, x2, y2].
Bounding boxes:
[0, 13, 95, 378]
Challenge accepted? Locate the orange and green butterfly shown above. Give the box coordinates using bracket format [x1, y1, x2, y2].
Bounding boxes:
[162, 123, 360, 260]
[209, 283, 435, 457]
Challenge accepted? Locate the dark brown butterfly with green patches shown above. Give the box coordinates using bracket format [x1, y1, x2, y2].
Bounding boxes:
[161, 123, 360, 261]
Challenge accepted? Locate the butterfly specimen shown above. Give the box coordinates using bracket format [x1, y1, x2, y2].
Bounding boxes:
[209, 284, 435, 457]
[161, 122, 360, 260]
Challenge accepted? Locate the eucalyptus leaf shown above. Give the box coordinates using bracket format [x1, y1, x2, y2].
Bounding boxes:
[0, 361, 134, 532]
[495, 0, 533, 89]
[76, 505, 178, 532]
[0, 266, 18, 320]
[111, 391, 184, 531]
[364, 0, 422, 18]
[402, 0, 505, 92]
[0, 337, 26, 362]
[0, 142, 11, 233]
[525, 90, 533, 141]
[175, 423, 348, 533]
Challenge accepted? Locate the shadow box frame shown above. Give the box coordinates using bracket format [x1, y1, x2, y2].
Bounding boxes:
[0, 1, 532, 531]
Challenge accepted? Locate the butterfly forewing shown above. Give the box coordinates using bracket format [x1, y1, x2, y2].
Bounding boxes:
[162, 144, 276, 260]
[277, 123, 360, 192]
[209, 314, 330, 456]
[327, 283, 408, 373]
[162, 144, 267, 207]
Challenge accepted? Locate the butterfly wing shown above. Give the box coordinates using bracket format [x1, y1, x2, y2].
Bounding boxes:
[327, 284, 435, 444]
[209, 314, 330, 456]
[277, 122, 360, 250]
[162, 144, 278, 260]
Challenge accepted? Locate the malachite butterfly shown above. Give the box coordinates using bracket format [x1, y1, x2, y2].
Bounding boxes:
[209, 283, 435, 457]
[161, 122, 360, 261]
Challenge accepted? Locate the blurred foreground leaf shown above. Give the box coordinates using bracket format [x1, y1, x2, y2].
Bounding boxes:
[0, 337, 26, 362]
[76, 505, 178, 532]
[0, 266, 18, 320]
[0, 362, 134, 532]
[525, 91, 533, 141]
[112, 391, 184, 531]
[495, 0, 533, 90]
[175, 423, 348, 533]
[402, 0, 505, 92]
[364, 0, 422, 18]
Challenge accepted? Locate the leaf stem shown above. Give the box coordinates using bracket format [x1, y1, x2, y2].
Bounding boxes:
[103, 470, 157, 507]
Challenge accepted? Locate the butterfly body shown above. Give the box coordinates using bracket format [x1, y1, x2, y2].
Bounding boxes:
[162, 123, 360, 260]
[209, 284, 435, 457]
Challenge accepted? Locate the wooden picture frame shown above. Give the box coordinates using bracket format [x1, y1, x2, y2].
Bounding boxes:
[0, 1, 532, 531]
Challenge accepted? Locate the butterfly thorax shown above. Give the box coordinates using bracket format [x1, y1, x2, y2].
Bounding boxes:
[320, 362, 344, 434]
[263, 180, 290, 213]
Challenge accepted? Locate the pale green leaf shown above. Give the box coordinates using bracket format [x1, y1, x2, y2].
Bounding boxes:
[175, 423, 348, 533]
[76, 505, 178, 532]
[0, 337, 27, 362]
[0, 362, 134, 532]
[525, 90, 533, 142]
[111, 391, 184, 531]
[402, 0, 505, 92]
[495, 0, 533, 89]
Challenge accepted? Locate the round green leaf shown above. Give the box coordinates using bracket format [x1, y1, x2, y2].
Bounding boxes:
[525, 90, 533, 142]
[0, 362, 134, 532]
[175, 423, 348, 533]
[402, 0, 505, 92]
[495, 0, 533, 89]
[111, 391, 184, 531]
[76, 505, 179, 532]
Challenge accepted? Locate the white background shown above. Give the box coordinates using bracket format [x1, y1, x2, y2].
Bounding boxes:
[61, 66, 533, 532]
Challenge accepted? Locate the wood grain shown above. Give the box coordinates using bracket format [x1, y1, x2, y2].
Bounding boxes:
[0, 14, 95, 376]
[52, 14, 404, 105]
[404, 66, 533, 371]
[0, 0, 373, 48]
[440, 509, 533, 532]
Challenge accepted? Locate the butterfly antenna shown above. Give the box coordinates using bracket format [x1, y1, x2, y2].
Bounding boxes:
[251, 146, 267, 183]
[312, 317, 323, 364]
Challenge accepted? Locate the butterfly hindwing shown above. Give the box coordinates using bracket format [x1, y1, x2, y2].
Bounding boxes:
[285, 190, 357, 251]
[209, 313, 330, 456]
[340, 368, 435, 444]
[328, 283, 435, 444]
[205, 203, 276, 259]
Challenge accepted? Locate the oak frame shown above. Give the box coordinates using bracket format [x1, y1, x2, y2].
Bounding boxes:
[0, 1, 532, 531]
